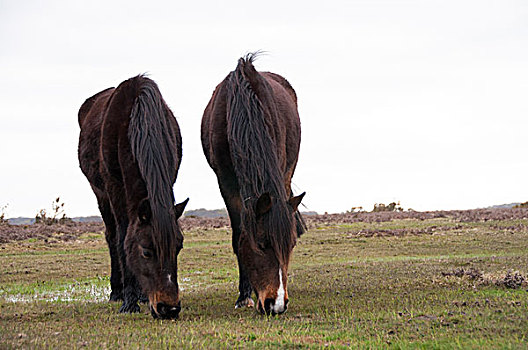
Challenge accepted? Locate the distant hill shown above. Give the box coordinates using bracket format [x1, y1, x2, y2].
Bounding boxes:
[486, 203, 521, 209]
[184, 208, 228, 218]
[8, 217, 35, 225]
[8, 216, 102, 225]
[73, 216, 103, 223]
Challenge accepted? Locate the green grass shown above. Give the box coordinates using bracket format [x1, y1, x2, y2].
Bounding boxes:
[1, 219, 527, 348]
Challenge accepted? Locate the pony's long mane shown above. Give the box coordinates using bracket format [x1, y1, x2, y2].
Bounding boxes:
[127, 76, 180, 263]
[226, 54, 295, 264]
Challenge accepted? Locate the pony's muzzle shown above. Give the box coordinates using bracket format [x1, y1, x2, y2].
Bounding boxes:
[258, 297, 289, 316]
[151, 300, 181, 320]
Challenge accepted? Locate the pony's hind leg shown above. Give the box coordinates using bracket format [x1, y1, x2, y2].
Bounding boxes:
[95, 189, 123, 302]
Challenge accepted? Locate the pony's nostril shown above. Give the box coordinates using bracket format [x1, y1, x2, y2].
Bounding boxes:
[157, 302, 168, 315]
[285, 298, 289, 308]
[264, 298, 274, 314]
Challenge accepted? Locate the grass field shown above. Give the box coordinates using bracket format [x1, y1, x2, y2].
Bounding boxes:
[1, 216, 527, 349]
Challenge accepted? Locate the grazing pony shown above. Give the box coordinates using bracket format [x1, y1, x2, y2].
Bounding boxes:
[78, 75, 188, 319]
[201, 55, 306, 315]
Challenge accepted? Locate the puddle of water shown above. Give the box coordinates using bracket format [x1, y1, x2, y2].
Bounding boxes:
[1, 277, 200, 303]
[2, 284, 112, 303]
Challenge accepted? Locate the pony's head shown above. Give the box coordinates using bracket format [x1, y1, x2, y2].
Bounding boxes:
[238, 192, 305, 315]
[124, 197, 188, 319]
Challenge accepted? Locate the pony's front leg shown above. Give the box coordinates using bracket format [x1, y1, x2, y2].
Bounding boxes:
[235, 254, 254, 309]
[219, 181, 254, 309]
[233, 225, 254, 309]
[107, 233, 123, 302]
[95, 192, 123, 302]
[119, 271, 140, 314]
[116, 220, 140, 314]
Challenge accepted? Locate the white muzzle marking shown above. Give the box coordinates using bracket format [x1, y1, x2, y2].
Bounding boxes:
[167, 273, 173, 285]
[272, 269, 286, 314]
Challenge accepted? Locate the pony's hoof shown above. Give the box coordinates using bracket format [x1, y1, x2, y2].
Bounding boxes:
[119, 302, 140, 314]
[235, 297, 255, 309]
[109, 291, 123, 302]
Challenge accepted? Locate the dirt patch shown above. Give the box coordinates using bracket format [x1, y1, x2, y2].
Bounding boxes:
[179, 217, 230, 231]
[483, 271, 527, 289]
[442, 267, 483, 280]
[0, 222, 104, 243]
[0, 217, 230, 243]
[442, 268, 528, 290]
[344, 224, 464, 238]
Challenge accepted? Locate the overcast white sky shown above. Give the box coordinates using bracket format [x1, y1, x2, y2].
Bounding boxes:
[1, 0, 527, 217]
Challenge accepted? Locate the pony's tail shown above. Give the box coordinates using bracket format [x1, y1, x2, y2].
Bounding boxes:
[226, 55, 293, 264]
[127, 76, 178, 260]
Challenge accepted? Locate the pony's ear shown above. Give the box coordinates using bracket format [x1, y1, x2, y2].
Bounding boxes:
[138, 198, 152, 224]
[256, 193, 272, 216]
[174, 198, 189, 218]
[288, 192, 305, 211]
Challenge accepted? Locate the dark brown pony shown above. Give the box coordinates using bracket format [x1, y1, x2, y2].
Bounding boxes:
[201, 55, 305, 315]
[78, 75, 188, 319]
